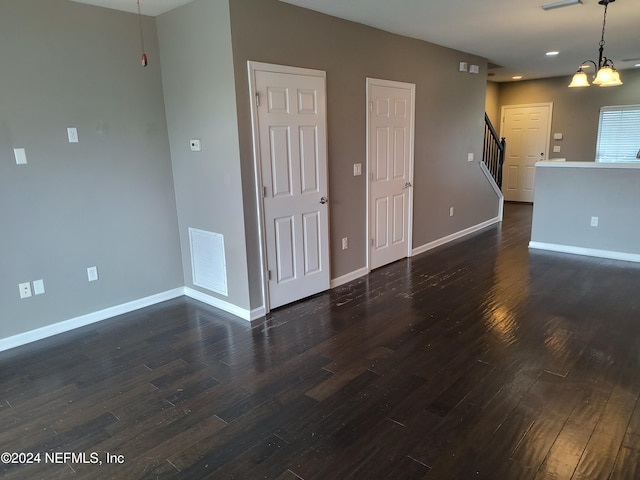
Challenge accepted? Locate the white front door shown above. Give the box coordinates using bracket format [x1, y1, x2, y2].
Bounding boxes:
[250, 63, 330, 310]
[368, 79, 415, 270]
[501, 103, 553, 202]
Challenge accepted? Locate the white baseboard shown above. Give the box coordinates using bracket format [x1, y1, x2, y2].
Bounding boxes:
[330, 267, 369, 288]
[479, 161, 504, 221]
[0, 288, 184, 353]
[412, 216, 502, 257]
[184, 287, 257, 321]
[250, 307, 267, 321]
[528, 242, 640, 263]
[1, 215, 510, 353]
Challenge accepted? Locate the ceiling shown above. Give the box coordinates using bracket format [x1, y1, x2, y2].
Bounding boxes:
[70, 0, 193, 16]
[71, 0, 640, 82]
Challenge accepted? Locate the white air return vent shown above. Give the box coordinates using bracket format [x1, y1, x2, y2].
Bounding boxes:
[189, 228, 228, 296]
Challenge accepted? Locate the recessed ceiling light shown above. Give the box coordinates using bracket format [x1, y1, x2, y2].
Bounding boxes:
[512, 75, 523, 80]
[546, 51, 560, 56]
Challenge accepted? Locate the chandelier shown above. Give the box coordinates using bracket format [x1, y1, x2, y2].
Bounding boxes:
[568, 0, 622, 88]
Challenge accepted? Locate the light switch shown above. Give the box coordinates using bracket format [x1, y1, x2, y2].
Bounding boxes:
[553, 146, 561, 153]
[14, 148, 27, 165]
[67, 127, 79, 143]
[353, 163, 362, 176]
[553, 133, 563, 140]
[467, 153, 474, 162]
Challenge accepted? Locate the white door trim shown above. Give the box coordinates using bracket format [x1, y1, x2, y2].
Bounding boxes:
[366, 77, 416, 270]
[247, 61, 329, 313]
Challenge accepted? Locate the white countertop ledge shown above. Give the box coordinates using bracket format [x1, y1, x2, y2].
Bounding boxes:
[536, 161, 640, 169]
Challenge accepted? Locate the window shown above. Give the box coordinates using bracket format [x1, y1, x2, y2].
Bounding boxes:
[596, 105, 640, 163]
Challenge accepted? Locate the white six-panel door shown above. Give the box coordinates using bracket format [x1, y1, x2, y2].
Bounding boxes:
[368, 79, 415, 270]
[501, 103, 553, 203]
[251, 64, 330, 310]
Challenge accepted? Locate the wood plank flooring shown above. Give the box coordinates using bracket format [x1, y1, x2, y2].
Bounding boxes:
[2, 202, 640, 479]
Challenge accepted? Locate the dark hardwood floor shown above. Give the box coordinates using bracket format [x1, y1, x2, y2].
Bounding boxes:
[2, 202, 640, 479]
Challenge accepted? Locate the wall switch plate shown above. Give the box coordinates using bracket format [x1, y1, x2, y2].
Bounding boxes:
[554, 133, 563, 140]
[553, 145, 561, 153]
[591, 216, 599, 227]
[190, 139, 202, 152]
[33, 279, 45, 295]
[19, 282, 32, 299]
[353, 163, 362, 176]
[459, 62, 468, 72]
[467, 153, 474, 162]
[14, 148, 27, 165]
[450, 207, 455, 217]
[87, 266, 99, 282]
[67, 127, 79, 143]
[469, 64, 480, 74]
[342, 237, 348, 250]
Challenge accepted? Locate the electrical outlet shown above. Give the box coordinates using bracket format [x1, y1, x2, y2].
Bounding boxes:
[342, 237, 348, 250]
[19, 282, 32, 299]
[67, 127, 79, 143]
[87, 266, 99, 282]
[450, 207, 455, 217]
[591, 216, 599, 227]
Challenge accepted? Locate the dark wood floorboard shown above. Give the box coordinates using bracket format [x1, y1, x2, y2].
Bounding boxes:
[2, 203, 640, 479]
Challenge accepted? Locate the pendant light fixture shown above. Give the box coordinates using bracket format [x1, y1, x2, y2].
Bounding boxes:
[137, 0, 148, 67]
[568, 0, 622, 88]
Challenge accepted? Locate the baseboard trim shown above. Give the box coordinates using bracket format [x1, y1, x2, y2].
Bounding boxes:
[1, 217, 511, 353]
[0, 288, 185, 353]
[249, 307, 267, 321]
[412, 216, 502, 257]
[528, 242, 640, 263]
[479, 161, 504, 221]
[184, 287, 255, 322]
[330, 267, 370, 288]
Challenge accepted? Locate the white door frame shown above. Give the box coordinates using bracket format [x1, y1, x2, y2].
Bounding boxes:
[366, 77, 416, 270]
[500, 102, 553, 201]
[248, 61, 329, 313]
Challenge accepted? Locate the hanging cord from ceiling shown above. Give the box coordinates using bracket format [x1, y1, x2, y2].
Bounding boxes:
[138, 0, 148, 67]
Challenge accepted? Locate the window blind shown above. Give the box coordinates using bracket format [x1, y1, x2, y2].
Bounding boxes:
[596, 105, 640, 163]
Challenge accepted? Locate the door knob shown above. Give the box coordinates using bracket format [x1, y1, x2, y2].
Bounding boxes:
[319, 196, 328, 204]
[403, 182, 412, 189]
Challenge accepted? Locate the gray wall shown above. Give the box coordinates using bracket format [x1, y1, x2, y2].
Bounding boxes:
[0, 0, 183, 340]
[499, 69, 640, 162]
[532, 164, 640, 255]
[157, 0, 251, 310]
[229, 0, 500, 300]
[485, 81, 501, 128]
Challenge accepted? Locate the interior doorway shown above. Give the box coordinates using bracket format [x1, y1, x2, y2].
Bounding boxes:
[367, 78, 416, 270]
[249, 62, 330, 311]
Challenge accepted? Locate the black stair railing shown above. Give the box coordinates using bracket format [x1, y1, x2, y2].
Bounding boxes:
[483, 113, 506, 188]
